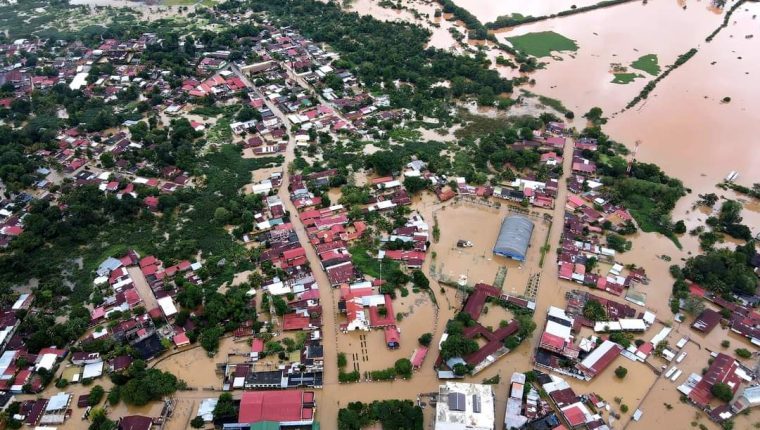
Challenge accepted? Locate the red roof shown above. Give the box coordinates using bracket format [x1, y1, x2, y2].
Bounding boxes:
[368, 295, 395, 328]
[562, 404, 585, 427]
[251, 338, 264, 353]
[173, 332, 190, 346]
[689, 284, 706, 298]
[238, 390, 312, 424]
[384, 325, 400, 346]
[540, 332, 566, 350]
[283, 313, 311, 331]
[411, 347, 429, 368]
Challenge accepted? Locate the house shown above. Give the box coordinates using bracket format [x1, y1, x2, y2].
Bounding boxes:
[118, 415, 153, 430]
[71, 352, 101, 366]
[233, 390, 315, 428]
[687, 353, 742, 408]
[691, 309, 721, 334]
[434, 382, 494, 430]
[576, 340, 623, 379]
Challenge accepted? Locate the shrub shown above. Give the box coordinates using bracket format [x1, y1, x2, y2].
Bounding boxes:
[620, 404, 629, 413]
[735, 348, 751, 359]
[711, 382, 734, 402]
[418, 333, 433, 347]
[721, 340, 730, 348]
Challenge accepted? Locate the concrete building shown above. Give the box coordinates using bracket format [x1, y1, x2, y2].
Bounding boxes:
[435, 382, 494, 430]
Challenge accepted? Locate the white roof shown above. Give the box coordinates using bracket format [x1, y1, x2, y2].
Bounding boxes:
[157, 296, 178, 317]
[547, 306, 572, 322]
[0, 351, 16, 379]
[11, 293, 30, 310]
[82, 361, 104, 379]
[46, 392, 71, 411]
[36, 354, 58, 371]
[580, 340, 621, 372]
[69, 72, 88, 90]
[650, 327, 672, 345]
[436, 382, 494, 430]
[545, 320, 572, 341]
[198, 398, 218, 421]
[266, 281, 292, 296]
[643, 311, 656, 325]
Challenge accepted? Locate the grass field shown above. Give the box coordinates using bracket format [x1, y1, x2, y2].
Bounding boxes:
[611, 73, 642, 84]
[506, 31, 578, 57]
[630, 54, 660, 76]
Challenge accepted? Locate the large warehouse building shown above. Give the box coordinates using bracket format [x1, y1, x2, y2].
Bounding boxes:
[493, 215, 534, 261]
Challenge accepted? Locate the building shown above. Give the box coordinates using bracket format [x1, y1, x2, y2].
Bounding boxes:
[577, 340, 623, 379]
[118, 415, 153, 430]
[227, 390, 315, 429]
[493, 215, 534, 261]
[732, 385, 760, 412]
[687, 353, 742, 408]
[435, 382, 494, 430]
[504, 373, 529, 430]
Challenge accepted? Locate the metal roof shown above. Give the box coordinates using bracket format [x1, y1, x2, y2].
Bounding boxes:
[493, 215, 534, 261]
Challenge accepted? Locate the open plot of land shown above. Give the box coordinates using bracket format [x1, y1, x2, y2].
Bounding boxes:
[505, 30, 578, 57]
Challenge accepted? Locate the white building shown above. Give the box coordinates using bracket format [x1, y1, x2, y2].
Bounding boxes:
[435, 382, 494, 430]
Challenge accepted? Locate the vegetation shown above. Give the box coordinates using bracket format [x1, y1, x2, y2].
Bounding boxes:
[711, 382, 734, 402]
[735, 348, 752, 359]
[681, 242, 757, 296]
[418, 332, 433, 347]
[582, 299, 607, 321]
[706, 0, 749, 42]
[630, 54, 661, 76]
[611, 73, 641, 85]
[115, 360, 183, 406]
[212, 393, 237, 424]
[615, 366, 628, 379]
[627, 48, 698, 109]
[505, 31, 578, 57]
[242, 0, 512, 116]
[338, 400, 423, 430]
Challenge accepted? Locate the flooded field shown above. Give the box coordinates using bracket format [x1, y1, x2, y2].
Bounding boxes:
[494, 0, 729, 115]
[451, 0, 603, 23]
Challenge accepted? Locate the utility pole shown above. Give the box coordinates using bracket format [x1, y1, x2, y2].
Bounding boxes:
[627, 140, 641, 174]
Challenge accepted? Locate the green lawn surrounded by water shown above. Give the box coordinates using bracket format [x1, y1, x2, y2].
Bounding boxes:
[506, 31, 578, 57]
[611, 73, 642, 84]
[630, 54, 660, 76]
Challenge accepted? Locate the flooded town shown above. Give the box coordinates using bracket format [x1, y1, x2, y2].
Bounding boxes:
[0, 1, 758, 430]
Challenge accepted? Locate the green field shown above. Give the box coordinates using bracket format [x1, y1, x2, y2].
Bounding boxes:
[630, 54, 660, 76]
[506, 31, 578, 57]
[611, 73, 642, 84]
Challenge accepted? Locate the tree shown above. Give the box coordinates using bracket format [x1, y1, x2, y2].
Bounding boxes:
[614, 366, 628, 379]
[88, 408, 117, 430]
[411, 270, 429, 290]
[735, 348, 751, 359]
[89, 385, 105, 405]
[582, 299, 607, 321]
[213, 393, 237, 423]
[606, 233, 631, 252]
[682, 296, 705, 316]
[337, 352, 348, 368]
[711, 382, 734, 402]
[583, 107, 606, 125]
[403, 176, 429, 194]
[214, 207, 231, 223]
[99, 153, 115, 168]
[394, 358, 413, 379]
[673, 220, 687, 234]
[721, 340, 730, 348]
[365, 151, 401, 176]
[190, 416, 205, 428]
[418, 332, 433, 347]
[200, 327, 223, 353]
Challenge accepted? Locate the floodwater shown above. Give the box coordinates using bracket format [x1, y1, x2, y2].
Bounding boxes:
[493, 0, 729, 116]
[451, 0, 602, 23]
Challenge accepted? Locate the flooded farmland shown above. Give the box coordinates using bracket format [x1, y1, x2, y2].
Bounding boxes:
[451, 0, 602, 23]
